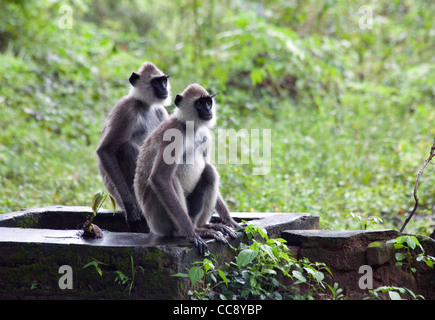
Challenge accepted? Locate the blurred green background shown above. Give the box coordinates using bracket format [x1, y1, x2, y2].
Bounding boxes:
[0, 0, 434, 234]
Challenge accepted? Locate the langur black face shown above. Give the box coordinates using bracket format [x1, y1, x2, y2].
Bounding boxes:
[151, 75, 170, 99]
[128, 62, 171, 105]
[174, 84, 217, 126]
[194, 96, 214, 120]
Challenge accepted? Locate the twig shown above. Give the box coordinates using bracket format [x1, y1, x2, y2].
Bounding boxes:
[400, 138, 435, 233]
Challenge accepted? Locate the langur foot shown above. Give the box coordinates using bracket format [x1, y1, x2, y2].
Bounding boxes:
[204, 223, 237, 239]
[195, 228, 228, 244]
[127, 218, 149, 233]
[188, 233, 209, 256]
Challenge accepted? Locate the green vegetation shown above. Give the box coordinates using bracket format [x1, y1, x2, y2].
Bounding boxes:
[1, 0, 435, 234]
[173, 224, 343, 300]
[387, 235, 435, 272]
[368, 286, 424, 300]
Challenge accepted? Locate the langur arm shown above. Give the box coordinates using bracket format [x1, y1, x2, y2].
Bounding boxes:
[97, 145, 139, 213]
[202, 164, 239, 229]
[156, 107, 169, 122]
[96, 111, 140, 215]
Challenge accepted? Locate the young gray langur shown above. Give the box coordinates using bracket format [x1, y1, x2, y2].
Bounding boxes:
[96, 62, 171, 232]
[134, 83, 239, 255]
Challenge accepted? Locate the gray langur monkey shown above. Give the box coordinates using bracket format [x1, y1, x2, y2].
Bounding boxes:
[96, 62, 171, 232]
[134, 83, 239, 255]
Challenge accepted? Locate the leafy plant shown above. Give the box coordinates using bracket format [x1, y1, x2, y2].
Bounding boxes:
[83, 254, 144, 296]
[368, 286, 424, 300]
[81, 191, 116, 238]
[174, 257, 228, 300]
[114, 255, 145, 295]
[326, 282, 345, 300]
[173, 224, 342, 300]
[82, 260, 108, 277]
[91, 191, 117, 216]
[387, 235, 435, 273]
[342, 211, 383, 230]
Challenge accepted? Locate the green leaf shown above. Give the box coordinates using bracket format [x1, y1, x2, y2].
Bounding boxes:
[188, 266, 204, 286]
[405, 236, 416, 250]
[292, 270, 307, 283]
[250, 68, 266, 85]
[257, 227, 268, 239]
[210, 273, 217, 283]
[237, 249, 258, 268]
[108, 194, 117, 214]
[394, 243, 405, 250]
[91, 192, 105, 216]
[314, 270, 325, 283]
[395, 252, 405, 261]
[388, 291, 403, 300]
[83, 260, 107, 277]
[172, 273, 188, 278]
[262, 244, 277, 261]
[82, 261, 95, 269]
[218, 269, 228, 287]
[410, 236, 420, 247]
[262, 268, 277, 275]
[203, 259, 214, 272]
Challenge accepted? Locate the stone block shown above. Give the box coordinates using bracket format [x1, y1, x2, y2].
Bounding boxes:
[366, 241, 395, 266]
[281, 229, 399, 271]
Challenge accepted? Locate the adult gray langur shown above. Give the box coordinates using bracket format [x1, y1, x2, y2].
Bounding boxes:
[134, 83, 239, 255]
[96, 62, 171, 232]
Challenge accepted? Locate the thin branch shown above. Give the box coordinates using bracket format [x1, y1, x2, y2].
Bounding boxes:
[400, 138, 435, 233]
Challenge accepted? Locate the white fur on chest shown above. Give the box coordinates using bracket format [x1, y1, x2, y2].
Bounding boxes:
[131, 106, 159, 144]
[176, 126, 211, 195]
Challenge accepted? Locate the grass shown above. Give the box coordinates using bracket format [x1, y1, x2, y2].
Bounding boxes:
[0, 0, 434, 236]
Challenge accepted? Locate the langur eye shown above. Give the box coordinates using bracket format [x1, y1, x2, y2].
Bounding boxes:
[194, 100, 202, 109]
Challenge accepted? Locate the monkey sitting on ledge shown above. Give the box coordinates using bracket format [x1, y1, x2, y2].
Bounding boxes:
[134, 83, 240, 255]
[96, 62, 171, 232]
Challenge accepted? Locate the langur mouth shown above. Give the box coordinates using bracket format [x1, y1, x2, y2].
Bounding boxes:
[157, 93, 168, 99]
[201, 114, 213, 121]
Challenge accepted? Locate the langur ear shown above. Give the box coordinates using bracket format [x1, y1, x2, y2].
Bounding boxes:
[129, 72, 140, 86]
[174, 94, 183, 107]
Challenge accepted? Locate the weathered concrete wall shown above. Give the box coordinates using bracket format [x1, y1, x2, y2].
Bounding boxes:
[282, 229, 435, 299]
[1, 206, 434, 299]
[0, 207, 318, 299]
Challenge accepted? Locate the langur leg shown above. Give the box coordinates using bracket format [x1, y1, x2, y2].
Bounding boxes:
[187, 164, 236, 238]
[116, 145, 147, 231]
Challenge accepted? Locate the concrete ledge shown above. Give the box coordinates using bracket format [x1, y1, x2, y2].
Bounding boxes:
[281, 229, 400, 249]
[281, 229, 435, 300]
[0, 206, 318, 299]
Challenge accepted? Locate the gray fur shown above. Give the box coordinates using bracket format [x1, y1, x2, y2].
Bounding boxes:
[96, 62, 170, 232]
[134, 84, 239, 255]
